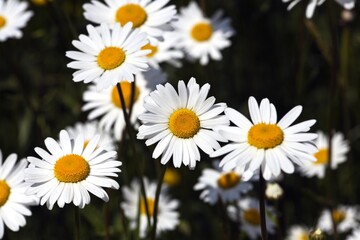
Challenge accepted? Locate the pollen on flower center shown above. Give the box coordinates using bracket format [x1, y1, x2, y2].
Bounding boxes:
[191, 22, 213, 42]
[168, 109, 200, 139]
[140, 198, 156, 216]
[116, 4, 147, 28]
[111, 82, 140, 109]
[314, 148, 329, 165]
[54, 154, 90, 183]
[97, 47, 126, 70]
[0, 180, 10, 207]
[332, 210, 346, 223]
[248, 123, 284, 149]
[141, 43, 158, 58]
[0, 16, 6, 28]
[243, 208, 261, 226]
[217, 172, 240, 189]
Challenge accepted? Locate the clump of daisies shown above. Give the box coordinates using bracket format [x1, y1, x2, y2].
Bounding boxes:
[227, 197, 276, 239]
[24, 129, 122, 209]
[282, 0, 355, 18]
[0, 150, 38, 238]
[121, 178, 180, 238]
[0, 0, 33, 41]
[299, 131, 349, 179]
[137, 77, 229, 169]
[170, 1, 234, 65]
[66, 22, 150, 90]
[194, 161, 253, 205]
[211, 96, 318, 180]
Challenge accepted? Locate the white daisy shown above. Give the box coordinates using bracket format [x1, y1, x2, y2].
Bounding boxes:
[285, 225, 310, 240]
[83, 0, 176, 41]
[282, 0, 355, 18]
[265, 182, 283, 200]
[299, 131, 349, 179]
[83, 68, 166, 140]
[137, 77, 229, 169]
[141, 32, 184, 69]
[66, 121, 115, 151]
[170, 1, 234, 65]
[194, 161, 253, 205]
[227, 197, 276, 239]
[24, 129, 122, 209]
[66, 22, 149, 91]
[121, 178, 180, 238]
[0, 0, 33, 41]
[211, 96, 318, 181]
[317, 206, 359, 234]
[347, 228, 360, 240]
[0, 150, 38, 238]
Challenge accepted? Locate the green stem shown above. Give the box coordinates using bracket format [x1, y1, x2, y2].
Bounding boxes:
[259, 169, 267, 240]
[151, 166, 167, 240]
[74, 206, 80, 240]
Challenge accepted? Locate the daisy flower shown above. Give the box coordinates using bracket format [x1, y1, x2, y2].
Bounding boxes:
[194, 161, 253, 205]
[0, 150, 38, 238]
[285, 225, 310, 240]
[66, 121, 115, 151]
[299, 131, 349, 179]
[121, 178, 180, 238]
[265, 182, 283, 200]
[211, 96, 318, 180]
[0, 0, 33, 41]
[24, 129, 122, 209]
[170, 1, 234, 65]
[282, 0, 355, 18]
[317, 206, 359, 234]
[227, 197, 276, 239]
[83, 0, 176, 41]
[66, 22, 149, 91]
[137, 77, 229, 169]
[141, 33, 184, 69]
[347, 228, 360, 240]
[83, 68, 166, 140]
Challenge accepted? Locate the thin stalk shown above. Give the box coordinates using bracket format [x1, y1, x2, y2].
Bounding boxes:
[104, 194, 109, 240]
[116, 83, 152, 230]
[118, 200, 130, 240]
[129, 79, 136, 119]
[217, 198, 230, 240]
[74, 206, 80, 240]
[151, 166, 167, 240]
[259, 169, 267, 240]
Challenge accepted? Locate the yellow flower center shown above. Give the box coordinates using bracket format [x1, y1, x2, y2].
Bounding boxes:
[31, 0, 47, 5]
[0, 180, 10, 207]
[54, 154, 90, 183]
[140, 198, 155, 216]
[300, 233, 309, 240]
[111, 82, 140, 109]
[163, 168, 181, 187]
[97, 47, 126, 70]
[314, 148, 329, 165]
[332, 210, 346, 223]
[141, 43, 158, 58]
[0, 16, 6, 29]
[168, 109, 200, 139]
[217, 172, 240, 189]
[191, 22, 213, 42]
[243, 208, 261, 226]
[116, 4, 147, 28]
[248, 123, 284, 149]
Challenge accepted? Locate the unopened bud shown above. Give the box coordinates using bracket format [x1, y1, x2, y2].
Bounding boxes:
[309, 228, 325, 240]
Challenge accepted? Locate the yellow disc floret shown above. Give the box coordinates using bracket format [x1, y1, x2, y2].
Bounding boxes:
[248, 123, 284, 149]
[243, 208, 261, 226]
[141, 43, 158, 58]
[300, 233, 309, 240]
[111, 82, 140, 109]
[217, 172, 240, 189]
[169, 109, 200, 139]
[0, 180, 10, 207]
[0, 16, 6, 29]
[332, 210, 346, 223]
[163, 168, 181, 187]
[97, 47, 126, 70]
[140, 198, 155, 216]
[191, 22, 213, 42]
[314, 148, 329, 165]
[116, 4, 147, 28]
[54, 154, 90, 183]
